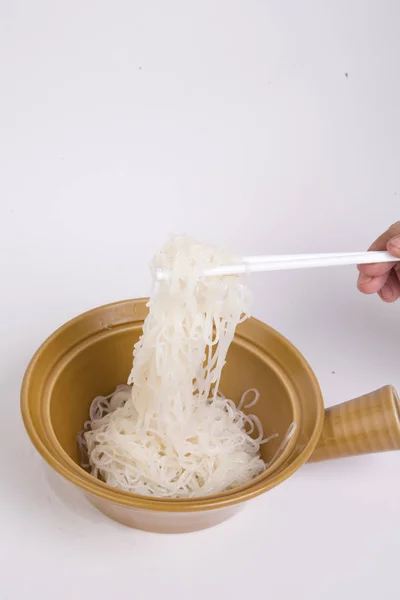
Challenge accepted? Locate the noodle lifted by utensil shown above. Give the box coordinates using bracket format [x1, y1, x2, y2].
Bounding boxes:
[80, 235, 276, 498]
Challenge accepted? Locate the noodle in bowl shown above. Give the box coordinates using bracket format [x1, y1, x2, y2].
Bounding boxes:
[78, 236, 296, 499]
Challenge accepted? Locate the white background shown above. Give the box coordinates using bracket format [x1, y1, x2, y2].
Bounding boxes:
[1, 1, 399, 598]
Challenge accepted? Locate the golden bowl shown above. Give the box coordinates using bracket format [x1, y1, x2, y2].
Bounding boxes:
[21, 299, 400, 533]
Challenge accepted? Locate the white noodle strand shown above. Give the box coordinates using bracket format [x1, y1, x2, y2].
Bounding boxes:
[78, 236, 294, 498]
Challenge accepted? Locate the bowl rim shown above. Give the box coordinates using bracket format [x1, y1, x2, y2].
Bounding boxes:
[21, 299, 325, 513]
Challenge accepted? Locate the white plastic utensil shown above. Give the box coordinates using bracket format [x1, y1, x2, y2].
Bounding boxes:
[155, 251, 399, 281]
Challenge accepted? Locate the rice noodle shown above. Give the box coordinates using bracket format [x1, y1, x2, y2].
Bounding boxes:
[79, 235, 294, 498]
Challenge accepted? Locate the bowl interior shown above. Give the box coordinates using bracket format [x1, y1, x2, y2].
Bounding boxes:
[51, 328, 295, 467]
[22, 299, 323, 508]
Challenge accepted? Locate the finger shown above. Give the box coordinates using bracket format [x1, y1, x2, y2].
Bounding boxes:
[357, 272, 389, 294]
[369, 221, 400, 251]
[378, 270, 400, 303]
[358, 261, 393, 277]
[387, 234, 400, 258]
[358, 221, 400, 276]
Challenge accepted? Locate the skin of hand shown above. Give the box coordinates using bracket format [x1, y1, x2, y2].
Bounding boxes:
[357, 222, 400, 303]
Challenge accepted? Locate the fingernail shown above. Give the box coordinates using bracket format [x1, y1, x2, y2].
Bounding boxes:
[381, 285, 394, 300]
[389, 235, 400, 250]
[358, 273, 373, 285]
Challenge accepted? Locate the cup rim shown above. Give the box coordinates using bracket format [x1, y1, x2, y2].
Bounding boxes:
[21, 299, 325, 513]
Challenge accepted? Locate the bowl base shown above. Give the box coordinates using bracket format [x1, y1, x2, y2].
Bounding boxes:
[86, 493, 244, 533]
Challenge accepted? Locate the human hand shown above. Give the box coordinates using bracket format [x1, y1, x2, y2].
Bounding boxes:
[357, 222, 400, 302]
